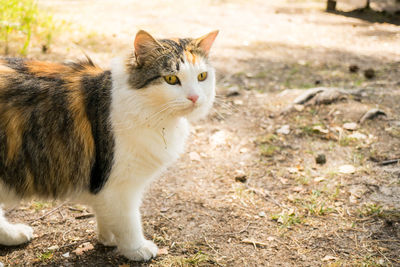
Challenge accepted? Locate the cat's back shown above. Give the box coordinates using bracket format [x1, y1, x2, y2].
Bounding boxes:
[0, 57, 114, 199]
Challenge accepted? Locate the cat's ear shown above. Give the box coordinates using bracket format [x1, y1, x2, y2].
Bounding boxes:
[195, 30, 219, 56]
[134, 30, 163, 64]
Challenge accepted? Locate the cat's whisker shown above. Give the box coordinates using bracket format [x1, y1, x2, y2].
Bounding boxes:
[113, 101, 187, 132]
[213, 99, 238, 113]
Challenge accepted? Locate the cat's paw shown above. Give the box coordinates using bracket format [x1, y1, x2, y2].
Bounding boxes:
[119, 240, 158, 261]
[0, 223, 33, 246]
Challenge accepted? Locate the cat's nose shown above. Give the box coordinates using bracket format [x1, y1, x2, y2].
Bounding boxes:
[187, 94, 199, 103]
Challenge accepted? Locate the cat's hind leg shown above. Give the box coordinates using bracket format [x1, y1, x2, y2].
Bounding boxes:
[0, 207, 33, 246]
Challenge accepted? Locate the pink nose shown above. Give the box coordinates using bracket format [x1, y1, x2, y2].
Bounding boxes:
[187, 94, 199, 103]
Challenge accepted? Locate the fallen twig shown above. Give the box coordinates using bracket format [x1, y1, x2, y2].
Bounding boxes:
[75, 213, 95, 220]
[241, 238, 269, 248]
[30, 202, 66, 223]
[379, 159, 400, 166]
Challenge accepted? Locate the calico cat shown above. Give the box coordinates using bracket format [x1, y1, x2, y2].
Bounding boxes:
[0, 30, 218, 261]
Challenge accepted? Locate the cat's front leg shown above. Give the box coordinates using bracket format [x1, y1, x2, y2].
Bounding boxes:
[91, 189, 157, 261]
[0, 207, 33, 246]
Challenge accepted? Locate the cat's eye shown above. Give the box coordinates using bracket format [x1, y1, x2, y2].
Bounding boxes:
[164, 75, 180, 85]
[197, 72, 207, 82]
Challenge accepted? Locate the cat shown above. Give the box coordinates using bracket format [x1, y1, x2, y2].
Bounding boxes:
[0, 29, 218, 262]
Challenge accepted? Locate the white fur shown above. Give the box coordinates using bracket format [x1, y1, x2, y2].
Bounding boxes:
[0, 207, 33, 246]
[83, 56, 216, 261]
[0, 55, 215, 261]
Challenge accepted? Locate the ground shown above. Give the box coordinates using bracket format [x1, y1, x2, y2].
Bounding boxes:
[1, 0, 400, 266]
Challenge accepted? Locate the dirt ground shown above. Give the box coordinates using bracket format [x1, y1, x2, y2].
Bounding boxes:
[1, 0, 400, 266]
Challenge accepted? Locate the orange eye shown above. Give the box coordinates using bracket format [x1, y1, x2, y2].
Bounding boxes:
[164, 75, 180, 85]
[197, 72, 207, 82]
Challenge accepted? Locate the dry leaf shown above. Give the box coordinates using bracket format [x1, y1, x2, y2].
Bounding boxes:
[72, 242, 94, 255]
[157, 247, 169, 256]
[322, 255, 337, 261]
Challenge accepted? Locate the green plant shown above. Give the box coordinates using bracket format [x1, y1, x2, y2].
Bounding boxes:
[37, 251, 53, 261]
[271, 210, 302, 228]
[259, 144, 280, 157]
[358, 203, 382, 217]
[0, 0, 61, 55]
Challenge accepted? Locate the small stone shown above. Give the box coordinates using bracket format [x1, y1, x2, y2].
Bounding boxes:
[235, 175, 247, 183]
[312, 125, 329, 134]
[343, 122, 358, 131]
[233, 99, 243, 105]
[160, 207, 169, 213]
[314, 176, 325, 182]
[348, 132, 367, 140]
[364, 68, 375, 79]
[276, 125, 290, 135]
[292, 186, 304, 192]
[349, 64, 359, 73]
[47, 245, 59, 251]
[334, 201, 343, 207]
[315, 154, 326, 165]
[240, 148, 248, 153]
[322, 255, 337, 261]
[189, 151, 201, 162]
[210, 130, 227, 146]
[62, 252, 70, 258]
[293, 104, 304, 111]
[258, 211, 266, 217]
[338, 164, 356, 174]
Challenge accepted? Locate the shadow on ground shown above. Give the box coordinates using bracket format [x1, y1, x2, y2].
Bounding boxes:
[327, 7, 400, 26]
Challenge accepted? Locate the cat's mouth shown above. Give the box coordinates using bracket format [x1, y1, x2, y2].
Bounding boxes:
[176, 102, 199, 116]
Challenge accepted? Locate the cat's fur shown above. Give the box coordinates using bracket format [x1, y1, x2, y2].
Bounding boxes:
[0, 30, 218, 261]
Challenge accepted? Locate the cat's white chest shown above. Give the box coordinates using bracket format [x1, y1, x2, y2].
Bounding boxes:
[109, 118, 189, 185]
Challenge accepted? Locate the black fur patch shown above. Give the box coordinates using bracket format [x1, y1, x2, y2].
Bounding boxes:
[81, 71, 115, 194]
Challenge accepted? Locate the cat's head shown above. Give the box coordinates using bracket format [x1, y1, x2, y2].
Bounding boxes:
[124, 30, 218, 123]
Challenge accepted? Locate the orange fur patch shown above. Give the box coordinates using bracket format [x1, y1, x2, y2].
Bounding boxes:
[26, 61, 70, 78]
[0, 61, 15, 88]
[184, 50, 197, 64]
[79, 65, 104, 76]
[27, 60, 103, 78]
[69, 88, 95, 161]
[0, 63, 15, 73]
[1, 108, 26, 163]
[65, 75, 95, 165]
